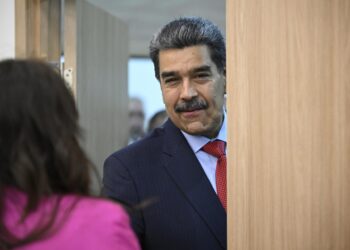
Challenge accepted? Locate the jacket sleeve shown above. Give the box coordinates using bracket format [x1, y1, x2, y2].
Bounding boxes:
[102, 154, 145, 244]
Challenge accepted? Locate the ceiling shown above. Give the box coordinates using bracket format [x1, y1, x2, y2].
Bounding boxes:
[87, 0, 225, 57]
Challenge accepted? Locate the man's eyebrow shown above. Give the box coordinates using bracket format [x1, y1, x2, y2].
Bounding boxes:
[160, 71, 177, 79]
[160, 65, 211, 79]
[191, 65, 211, 74]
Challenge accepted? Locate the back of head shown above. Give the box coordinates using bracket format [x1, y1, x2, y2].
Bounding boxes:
[149, 16, 226, 81]
[0, 59, 91, 205]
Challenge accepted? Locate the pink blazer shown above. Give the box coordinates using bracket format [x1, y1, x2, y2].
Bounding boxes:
[4, 189, 140, 250]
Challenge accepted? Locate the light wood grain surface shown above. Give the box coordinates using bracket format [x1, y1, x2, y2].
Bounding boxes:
[15, 0, 27, 58]
[15, 0, 60, 60]
[227, 0, 350, 249]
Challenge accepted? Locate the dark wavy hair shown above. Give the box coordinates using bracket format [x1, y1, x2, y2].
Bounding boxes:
[149, 16, 226, 81]
[0, 59, 93, 248]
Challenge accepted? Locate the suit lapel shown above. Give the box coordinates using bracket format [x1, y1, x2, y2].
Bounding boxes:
[161, 120, 227, 248]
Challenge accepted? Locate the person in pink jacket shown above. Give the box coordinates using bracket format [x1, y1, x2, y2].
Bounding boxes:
[0, 59, 140, 250]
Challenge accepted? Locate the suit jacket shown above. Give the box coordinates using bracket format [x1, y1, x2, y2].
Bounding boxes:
[4, 188, 140, 250]
[103, 119, 227, 250]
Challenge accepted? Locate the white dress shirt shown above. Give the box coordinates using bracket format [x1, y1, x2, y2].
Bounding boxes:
[181, 113, 227, 193]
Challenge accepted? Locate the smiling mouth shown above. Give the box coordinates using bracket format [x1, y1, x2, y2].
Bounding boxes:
[181, 109, 204, 118]
[182, 107, 203, 112]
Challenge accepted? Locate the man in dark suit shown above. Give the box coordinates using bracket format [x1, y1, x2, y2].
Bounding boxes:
[103, 17, 227, 250]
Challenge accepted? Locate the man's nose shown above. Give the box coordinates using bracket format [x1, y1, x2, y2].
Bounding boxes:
[180, 79, 198, 100]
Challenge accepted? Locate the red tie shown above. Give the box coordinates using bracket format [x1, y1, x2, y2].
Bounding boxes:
[202, 140, 227, 211]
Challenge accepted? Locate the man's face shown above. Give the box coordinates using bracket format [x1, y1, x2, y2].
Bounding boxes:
[159, 45, 226, 138]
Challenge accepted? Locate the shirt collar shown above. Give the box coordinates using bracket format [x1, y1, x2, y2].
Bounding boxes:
[181, 111, 227, 153]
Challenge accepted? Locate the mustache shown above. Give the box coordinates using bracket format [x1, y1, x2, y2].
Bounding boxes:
[175, 99, 208, 112]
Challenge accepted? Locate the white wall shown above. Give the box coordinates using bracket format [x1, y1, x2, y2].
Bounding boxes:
[128, 58, 165, 128]
[0, 0, 15, 60]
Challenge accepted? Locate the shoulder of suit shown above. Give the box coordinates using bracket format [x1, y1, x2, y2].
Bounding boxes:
[111, 126, 167, 156]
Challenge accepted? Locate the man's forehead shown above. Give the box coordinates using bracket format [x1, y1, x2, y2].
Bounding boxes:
[159, 45, 211, 59]
[159, 46, 215, 75]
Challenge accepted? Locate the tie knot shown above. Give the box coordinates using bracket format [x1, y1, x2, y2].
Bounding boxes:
[202, 140, 226, 158]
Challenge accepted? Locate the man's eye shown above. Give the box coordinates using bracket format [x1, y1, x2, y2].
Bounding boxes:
[194, 73, 211, 80]
[165, 78, 179, 84]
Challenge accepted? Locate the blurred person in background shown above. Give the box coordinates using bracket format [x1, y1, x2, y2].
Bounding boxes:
[128, 97, 145, 145]
[147, 109, 167, 133]
[0, 59, 140, 250]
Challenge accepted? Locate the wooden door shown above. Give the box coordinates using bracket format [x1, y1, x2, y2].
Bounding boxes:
[227, 0, 350, 249]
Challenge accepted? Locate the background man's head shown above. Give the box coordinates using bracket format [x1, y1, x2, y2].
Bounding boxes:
[128, 97, 145, 142]
[147, 109, 168, 133]
[149, 17, 226, 138]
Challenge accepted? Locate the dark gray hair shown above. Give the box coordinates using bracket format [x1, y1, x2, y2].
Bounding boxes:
[149, 17, 226, 81]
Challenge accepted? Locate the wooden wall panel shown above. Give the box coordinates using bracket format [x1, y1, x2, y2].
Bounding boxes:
[15, 0, 129, 192]
[15, 0, 61, 61]
[227, 0, 350, 249]
[15, 0, 27, 58]
[64, 0, 77, 96]
[41, 0, 61, 61]
[75, 0, 129, 187]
